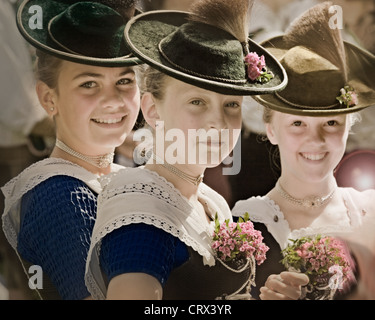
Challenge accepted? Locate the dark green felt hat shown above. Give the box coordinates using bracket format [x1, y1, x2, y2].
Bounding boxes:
[124, 10, 288, 95]
[17, 0, 142, 66]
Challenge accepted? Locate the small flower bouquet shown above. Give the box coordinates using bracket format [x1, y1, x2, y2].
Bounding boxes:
[281, 234, 356, 300]
[212, 212, 269, 271]
[244, 52, 274, 84]
[336, 85, 358, 108]
[212, 212, 269, 299]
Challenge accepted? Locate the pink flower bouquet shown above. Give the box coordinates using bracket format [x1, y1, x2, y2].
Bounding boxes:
[211, 212, 269, 299]
[281, 235, 356, 300]
[212, 212, 269, 265]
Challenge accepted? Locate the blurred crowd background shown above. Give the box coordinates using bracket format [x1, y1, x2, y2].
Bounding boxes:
[1, 0, 374, 300]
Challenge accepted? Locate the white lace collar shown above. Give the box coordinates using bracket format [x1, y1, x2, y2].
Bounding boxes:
[85, 166, 232, 299]
[1, 157, 123, 250]
[232, 189, 364, 250]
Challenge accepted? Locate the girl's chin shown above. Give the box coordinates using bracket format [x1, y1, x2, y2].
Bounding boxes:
[297, 171, 333, 184]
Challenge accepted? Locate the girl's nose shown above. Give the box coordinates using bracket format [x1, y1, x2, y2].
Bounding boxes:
[308, 126, 326, 144]
[208, 107, 228, 130]
[102, 86, 124, 109]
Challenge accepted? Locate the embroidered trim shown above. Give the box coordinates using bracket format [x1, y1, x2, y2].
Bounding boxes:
[86, 214, 216, 300]
[93, 214, 213, 261]
[85, 167, 233, 299]
[232, 193, 364, 250]
[1, 158, 121, 250]
[95, 171, 217, 263]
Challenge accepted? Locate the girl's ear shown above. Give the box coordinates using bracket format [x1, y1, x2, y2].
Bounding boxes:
[141, 92, 160, 129]
[265, 122, 278, 145]
[36, 81, 58, 117]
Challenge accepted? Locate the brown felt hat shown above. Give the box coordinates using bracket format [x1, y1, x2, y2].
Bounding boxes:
[254, 1, 375, 116]
[123, 1, 288, 96]
[17, 0, 142, 67]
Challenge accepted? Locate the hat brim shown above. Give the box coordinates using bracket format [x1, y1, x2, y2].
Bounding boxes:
[124, 10, 288, 96]
[17, 0, 142, 67]
[253, 36, 375, 116]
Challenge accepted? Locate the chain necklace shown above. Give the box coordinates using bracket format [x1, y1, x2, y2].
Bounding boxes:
[55, 139, 114, 168]
[276, 180, 336, 209]
[153, 154, 204, 186]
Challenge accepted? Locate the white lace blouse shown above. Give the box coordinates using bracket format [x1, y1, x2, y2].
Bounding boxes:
[231, 187, 374, 250]
[85, 166, 233, 300]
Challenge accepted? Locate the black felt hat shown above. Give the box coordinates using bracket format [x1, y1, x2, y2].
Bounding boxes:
[17, 0, 142, 66]
[254, 2, 375, 116]
[124, 0, 288, 95]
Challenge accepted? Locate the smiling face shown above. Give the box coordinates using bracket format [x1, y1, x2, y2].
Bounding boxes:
[43, 61, 140, 156]
[266, 111, 350, 184]
[143, 76, 243, 168]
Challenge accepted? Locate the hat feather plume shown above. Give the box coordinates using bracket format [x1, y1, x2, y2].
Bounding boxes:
[188, 0, 254, 45]
[283, 1, 347, 80]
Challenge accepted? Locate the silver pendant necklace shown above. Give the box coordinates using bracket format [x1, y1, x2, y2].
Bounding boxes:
[276, 180, 336, 209]
[153, 154, 204, 186]
[55, 139, 114, 168]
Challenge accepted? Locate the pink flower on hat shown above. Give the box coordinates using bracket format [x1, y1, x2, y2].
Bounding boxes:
[337, 86, 358, 108]
[348, 91, 358, 106]
[244, 52, 274, 83]
[244, 52, 264, 81]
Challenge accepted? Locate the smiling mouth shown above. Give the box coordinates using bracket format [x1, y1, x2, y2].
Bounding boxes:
[301, 152, 326, 161]
[92, 117, 124, 124]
